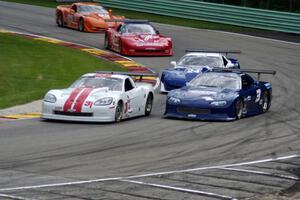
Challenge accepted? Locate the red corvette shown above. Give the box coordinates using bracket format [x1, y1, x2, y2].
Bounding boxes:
[56, 2, 124, 32]
[104, 20, 173, 56]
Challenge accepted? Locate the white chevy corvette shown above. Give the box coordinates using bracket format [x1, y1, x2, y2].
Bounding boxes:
[42, 72, 156, 122]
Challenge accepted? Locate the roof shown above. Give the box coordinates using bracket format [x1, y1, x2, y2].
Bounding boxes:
[184, 52, 223, 57]
[82, 73, 129, 80]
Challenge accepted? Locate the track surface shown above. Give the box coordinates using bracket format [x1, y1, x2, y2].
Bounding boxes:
[1, 1, 300, 199]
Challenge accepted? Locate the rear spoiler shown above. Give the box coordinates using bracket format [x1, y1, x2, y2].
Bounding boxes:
[95, 71, 158, 81]
[212, 68, 276, 80]
[186, 49, 241, 56]
[104, 19, 149, 23]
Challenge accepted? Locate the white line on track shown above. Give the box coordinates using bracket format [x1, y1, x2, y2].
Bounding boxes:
[0, 153, 299, 192]
[121, 179, 238, 200]
[0, 193, 36, 200]
[217, 167, 299, 181]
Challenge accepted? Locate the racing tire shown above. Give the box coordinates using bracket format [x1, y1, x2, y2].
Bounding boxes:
[119, 40, 124, 55]
[115, 101, 123, 122]
[104, 34, 110, 49]
[262, 91, 270, 113]
[56, 12, 64, 27]
[235, 98, 244, 120]
[145, 93, 153, 116]
[78, 18, 85, 32]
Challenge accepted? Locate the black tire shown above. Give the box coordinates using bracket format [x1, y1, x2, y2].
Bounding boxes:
[104, 33, 110, 49]
[235, 98, 243, 120]
[119, 39, 123, 54]
[262, 91, 270, 113]
[56, 12, 64, 27]
[115, 101, 123, 122]
[145, 93, 153, 116]
[78, 18, 84, 32]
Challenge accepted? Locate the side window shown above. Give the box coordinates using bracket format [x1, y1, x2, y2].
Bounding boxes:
[124, 78, 134, 92]
[118, 25, 127, 34]
[241, 74, 254, 89]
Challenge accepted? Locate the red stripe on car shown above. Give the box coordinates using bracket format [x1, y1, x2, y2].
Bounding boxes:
[63, 88, 83, 112]
[73, 88, 94, 112]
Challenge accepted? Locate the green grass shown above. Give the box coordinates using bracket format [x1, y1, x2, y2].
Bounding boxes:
[2, 0, 253, 32]
[0, 33, 125, 109]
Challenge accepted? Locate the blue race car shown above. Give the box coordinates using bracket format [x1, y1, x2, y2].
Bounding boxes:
[164, 69, 276, 121]
[160, 49, 241, 93]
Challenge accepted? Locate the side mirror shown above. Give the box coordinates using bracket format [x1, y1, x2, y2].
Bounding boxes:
[170, 61, 177, 67]
[155, 30, 160, 34]
[226, 62, 235, 68]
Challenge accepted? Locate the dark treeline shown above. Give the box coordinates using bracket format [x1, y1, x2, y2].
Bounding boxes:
[199, 0, 300, 12]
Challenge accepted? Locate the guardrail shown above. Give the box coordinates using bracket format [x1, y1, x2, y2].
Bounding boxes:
[98, 0, 300, 34]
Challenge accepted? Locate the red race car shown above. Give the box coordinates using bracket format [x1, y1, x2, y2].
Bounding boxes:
[56, 2, 124, 32]
[104, 20, 173, 56]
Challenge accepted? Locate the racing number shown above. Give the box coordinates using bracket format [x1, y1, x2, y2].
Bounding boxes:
[255, 89, 261, 103]
[84, 101, 93, 108]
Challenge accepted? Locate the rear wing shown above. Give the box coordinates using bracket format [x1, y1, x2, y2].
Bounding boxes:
[104, 19, 149, 23]
[186, 49, 241, 56]
[212, 68, 276, 80]
[95, 71, 158, 82]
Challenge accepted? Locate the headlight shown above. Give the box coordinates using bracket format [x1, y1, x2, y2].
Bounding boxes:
[168, 97, 181, 104]
[94, 97, 113, 106]
[210, 101, 227, 106]
[44, 93, 56, 103]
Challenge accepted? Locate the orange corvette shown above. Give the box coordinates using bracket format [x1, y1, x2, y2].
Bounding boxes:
[56, 2, 125, 32]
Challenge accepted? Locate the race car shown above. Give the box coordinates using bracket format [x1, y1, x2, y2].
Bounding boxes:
[56, 2, 124, 32]
[104, 20, 173, 56]
[164, 68, 276, 121]
[160, 49, 241, 93]
[42, 71, 157, 122]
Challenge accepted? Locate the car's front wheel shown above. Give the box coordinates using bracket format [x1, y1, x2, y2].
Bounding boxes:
[56, 12, 64, 27]
[115, 101, 123, 122]
[145, 93, 153, 116]
[78, 18, 85, 32]
[235, 98, 244, 120]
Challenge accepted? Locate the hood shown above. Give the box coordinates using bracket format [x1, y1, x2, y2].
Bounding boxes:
[170, 86, 237, 101]
[123, 34, 169, 45]
[83, 12, 109, 20]
[164, 66, 211, 83]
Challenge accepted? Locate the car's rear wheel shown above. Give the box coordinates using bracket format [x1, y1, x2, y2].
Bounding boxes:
[235, 98, 243, 120]
[104, 33, 110, 49]
[145, 93, 153, 116]
[262, 91, 270, 113]
[78, 18, 85, 32]
[115, 101, 123, 122]
[56, 12, 64, 27]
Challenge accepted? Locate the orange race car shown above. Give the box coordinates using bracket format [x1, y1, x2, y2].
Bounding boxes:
[56, 2, 125, 32]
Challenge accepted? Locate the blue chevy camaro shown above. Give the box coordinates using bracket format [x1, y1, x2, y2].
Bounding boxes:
[160, 50, 240, 93]
[164, 70, 275, 121]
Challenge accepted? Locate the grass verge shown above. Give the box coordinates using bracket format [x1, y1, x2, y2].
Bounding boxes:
[0, 33, 125, 109]
[2, 0, 253, 32]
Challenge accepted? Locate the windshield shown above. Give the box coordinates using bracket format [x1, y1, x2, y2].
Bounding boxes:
[70, 77, 123, 91]
[189, 73, 240, 90]
[78, 5, 108, 15]
[177, 55, 223, 68]
[120, 24, 156, 35]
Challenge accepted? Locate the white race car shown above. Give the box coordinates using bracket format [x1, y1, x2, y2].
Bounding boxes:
[42, 71, 156, 122]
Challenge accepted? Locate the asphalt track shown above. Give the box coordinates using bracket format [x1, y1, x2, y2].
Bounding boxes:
[1, 1, 300, 199]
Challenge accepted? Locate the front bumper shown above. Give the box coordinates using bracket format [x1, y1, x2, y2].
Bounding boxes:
[164, 103, 236, 121]
[42, 102, 116, 122]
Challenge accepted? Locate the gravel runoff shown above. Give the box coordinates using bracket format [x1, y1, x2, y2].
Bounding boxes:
[0, 100, 42, 116]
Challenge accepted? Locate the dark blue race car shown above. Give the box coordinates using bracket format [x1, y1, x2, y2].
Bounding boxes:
[160, 49, 241, 93]
[164, 69, 276, 121]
